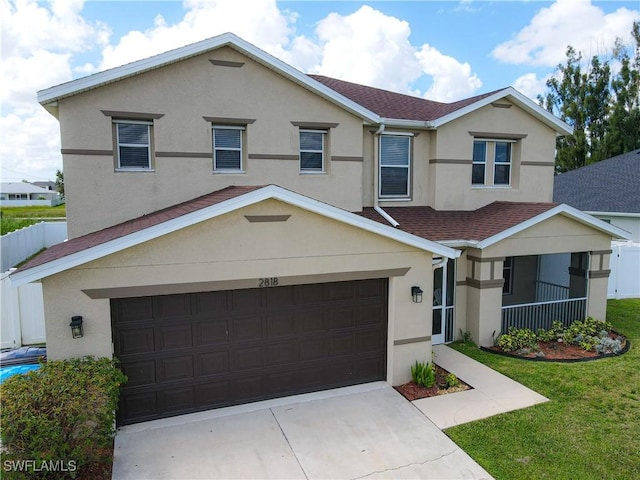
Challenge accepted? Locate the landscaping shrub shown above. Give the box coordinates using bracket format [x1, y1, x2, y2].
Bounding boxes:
[0, 357, 126, 479]
[497, 327, 539, 352]
[411, 360, 436, 387]
[536, 320, 565, 343]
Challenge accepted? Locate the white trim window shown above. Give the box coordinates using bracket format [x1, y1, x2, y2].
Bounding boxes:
[299, 130, 325, 172]
[115, 120, 152, 170]
[472, 140, 486, 185]
[379, 134, 411, 198]
[493, 141, 512, 185]
[213, 126, 244, 172]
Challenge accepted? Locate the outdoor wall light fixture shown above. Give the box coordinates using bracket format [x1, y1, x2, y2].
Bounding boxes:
[411, 286, 423, 303]
[70, 316, 83, 339]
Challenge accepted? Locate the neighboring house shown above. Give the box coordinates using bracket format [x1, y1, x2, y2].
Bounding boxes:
[554, 149, 640, 242]
[11, 33, 627, 426]
[0, 182, 62, 207]
[31, 181, 57, 192]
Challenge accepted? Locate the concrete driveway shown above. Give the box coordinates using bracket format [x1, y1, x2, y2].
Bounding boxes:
[112, 382, 491, 479]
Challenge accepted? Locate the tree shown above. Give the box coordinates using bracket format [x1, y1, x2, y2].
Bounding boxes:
[55, 169, 64, 200]
[539, 21, 640, 172]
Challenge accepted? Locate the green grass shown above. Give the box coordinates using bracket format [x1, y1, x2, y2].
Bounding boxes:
[0, 204, 66, 235]
[446, 299, 640, 480]
[0, 204, 66, 218]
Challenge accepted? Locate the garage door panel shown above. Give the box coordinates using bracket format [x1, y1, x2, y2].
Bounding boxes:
[298, 310, 326, 333]
[121, 360, 156, 387]
[156, 324, 193, 351]
[195, 381, 231, 407]
[153, 294, 192, 319]
[266, 342, 299, 366]
[197, 351, 230, 376]
[195, 290, 228, 314]
[113, 297, 154, 323]
[266, 312, 297, 338]
[194, 319, 228, 346]
[157, 355, 194, 383]
[158, 386, 194, 414]
[121, 391, 157, 422]
[329, 333, 356, 356]
[231, 289, 263, 312]
[113, 279, 387, 425]
[232, 315, 264, 341]
[117, 328, 155, 355]
[233, 345, 264, 371]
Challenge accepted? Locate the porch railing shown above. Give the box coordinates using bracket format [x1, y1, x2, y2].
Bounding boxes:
[501, 297, 587, 333]
[535, 281, 569, 302]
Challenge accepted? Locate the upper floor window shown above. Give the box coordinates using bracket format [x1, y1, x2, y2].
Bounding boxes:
[213, 126, 244, 172]
[472, 139, 513, 187]
[299, 130, 325, 173]
[115, 120, 152, 170]
[379, 134, 411, 198]
[472, 141, 486, 185]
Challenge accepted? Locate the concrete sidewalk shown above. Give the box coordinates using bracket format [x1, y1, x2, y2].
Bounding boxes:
[412, 345, 549, 429]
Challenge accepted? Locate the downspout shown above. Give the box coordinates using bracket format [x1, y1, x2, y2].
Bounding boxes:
[372, 121, 400, 228]
[432, 257, 447, 270]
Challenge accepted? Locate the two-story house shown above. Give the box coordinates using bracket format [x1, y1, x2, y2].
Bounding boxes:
[12, 33, 627, 426]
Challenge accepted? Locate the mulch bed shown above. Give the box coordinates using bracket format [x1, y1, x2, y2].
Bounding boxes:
[482, 332, 630, 362]
[394, 365, 472, 401]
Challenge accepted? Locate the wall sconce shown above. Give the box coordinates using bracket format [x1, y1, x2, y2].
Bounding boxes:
[411, 286, 423, 303]
[70, 316, 83, 339]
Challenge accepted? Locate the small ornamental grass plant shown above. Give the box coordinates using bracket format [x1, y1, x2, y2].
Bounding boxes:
[0, 357, 126, 479]
[411, 360, 436, 388]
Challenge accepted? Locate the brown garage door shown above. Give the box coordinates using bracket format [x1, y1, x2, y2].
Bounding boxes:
[111, 279, 388, 425]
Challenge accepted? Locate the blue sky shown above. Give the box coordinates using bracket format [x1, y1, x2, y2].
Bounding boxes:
[1, 0, 638, 182]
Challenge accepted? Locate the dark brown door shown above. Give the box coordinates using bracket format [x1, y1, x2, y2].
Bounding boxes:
[111, 279, 388, 425]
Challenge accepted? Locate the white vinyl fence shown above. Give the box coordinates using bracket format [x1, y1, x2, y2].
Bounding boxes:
[608, 241, 640, 299]
[1, 221, 66, 348]
[1, 271, 46, 348]
[1, 221, 67, 272]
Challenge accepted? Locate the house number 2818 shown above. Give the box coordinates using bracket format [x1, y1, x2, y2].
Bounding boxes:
[259, 277, 279, 287]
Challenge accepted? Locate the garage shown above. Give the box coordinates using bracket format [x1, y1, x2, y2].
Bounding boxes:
[111, 278, 388, 425]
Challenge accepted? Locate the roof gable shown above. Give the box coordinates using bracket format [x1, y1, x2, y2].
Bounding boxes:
[359, 201, 629, 247]
[38, 33, 570, 134]
[11, 185, 459, 286]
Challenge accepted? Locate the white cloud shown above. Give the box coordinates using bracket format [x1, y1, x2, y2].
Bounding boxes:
[492, 0, 640, 66]
[513, 73, 551, 101]
[310, 5, 481, 102]
[1, 0, 109, 181]
[97, 0, 297, 70]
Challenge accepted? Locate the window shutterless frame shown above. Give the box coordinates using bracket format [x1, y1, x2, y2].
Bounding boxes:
[213, 126, 244, 172]
[114, 119, 153, 170]
[299, 129, 325, 173]
[378, 133, 411, 198]
[471, 140, 487, 186]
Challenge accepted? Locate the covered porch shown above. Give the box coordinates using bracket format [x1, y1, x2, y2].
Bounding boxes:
[501, 252, 588, 333]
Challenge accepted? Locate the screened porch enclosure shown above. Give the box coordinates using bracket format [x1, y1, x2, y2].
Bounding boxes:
[501, 252, 588, 333]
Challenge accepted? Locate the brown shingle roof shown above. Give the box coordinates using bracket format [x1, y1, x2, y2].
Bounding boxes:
[309, 74, 504, 121]
[17, 185, 264, 272]
[358, 202, 558, 242]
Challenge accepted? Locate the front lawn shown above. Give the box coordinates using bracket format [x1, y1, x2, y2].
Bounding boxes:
[446, 299, 640, 479]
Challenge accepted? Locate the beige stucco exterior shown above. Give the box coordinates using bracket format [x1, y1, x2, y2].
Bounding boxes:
[25, 34, 624, 410]
[41, 199, 435, 385]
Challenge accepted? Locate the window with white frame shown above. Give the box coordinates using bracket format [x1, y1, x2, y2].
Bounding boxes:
[115, 120, 152, 169]
[494, 141, 512, 185]
[299, 130, 325, 172]
[213, 126, 244, 171]
[472, 139, 514, 186]
[472, 140, 487, 185]
[379, 134, 411, 198]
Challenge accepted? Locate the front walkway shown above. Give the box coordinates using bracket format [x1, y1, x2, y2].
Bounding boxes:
[413, 345, 549, 429]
